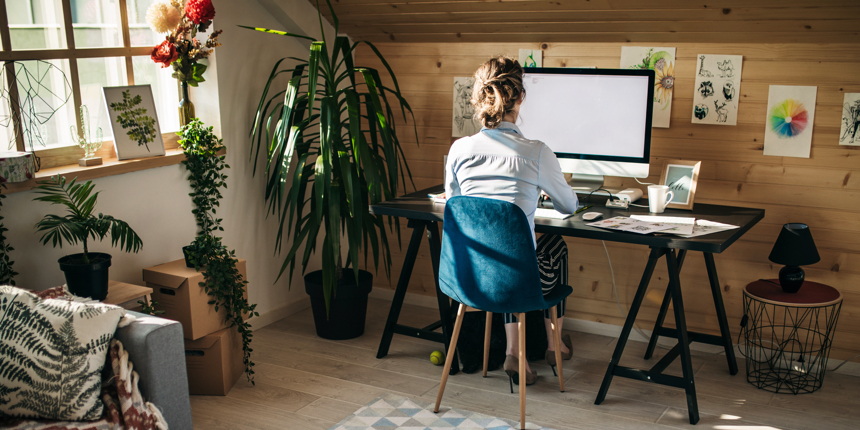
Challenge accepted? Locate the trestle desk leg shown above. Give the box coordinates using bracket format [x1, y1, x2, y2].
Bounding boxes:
[377, 222, 426, 359]
[704, 252, 738, 375]
[666, 249, 699, 424]
[645, 249, 687, 360]
[595, 247, 664, 405]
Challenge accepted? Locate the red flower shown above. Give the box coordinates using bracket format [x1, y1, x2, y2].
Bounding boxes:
[185, 0, 216, 25]
[151, 40, 178, 68]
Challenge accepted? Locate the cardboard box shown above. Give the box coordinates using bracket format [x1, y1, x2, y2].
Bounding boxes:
[142, 259, 247, 340]
[184, 326, 244, 395]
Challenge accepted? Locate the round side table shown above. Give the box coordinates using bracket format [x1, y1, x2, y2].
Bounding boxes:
[742, 280, 842, 394]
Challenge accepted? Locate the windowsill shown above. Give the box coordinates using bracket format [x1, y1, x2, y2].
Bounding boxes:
[2, 133, 215, 194]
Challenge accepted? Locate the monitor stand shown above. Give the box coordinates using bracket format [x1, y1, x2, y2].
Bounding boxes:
[565, 173, 641, 202]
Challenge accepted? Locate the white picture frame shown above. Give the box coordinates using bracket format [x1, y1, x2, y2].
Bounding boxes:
[659, 159, 701, 210]
[103, 85, 165, 160]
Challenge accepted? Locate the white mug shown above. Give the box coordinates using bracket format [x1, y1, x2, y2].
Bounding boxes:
[647, 185, 675, 213]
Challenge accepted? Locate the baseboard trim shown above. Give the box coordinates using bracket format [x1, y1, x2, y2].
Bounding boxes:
[250, 297, 311, 331]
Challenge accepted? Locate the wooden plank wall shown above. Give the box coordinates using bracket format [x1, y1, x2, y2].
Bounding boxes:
[354, 42, 860, 361]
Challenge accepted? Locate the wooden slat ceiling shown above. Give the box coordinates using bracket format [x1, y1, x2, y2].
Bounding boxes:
[316, 0, 860, 44]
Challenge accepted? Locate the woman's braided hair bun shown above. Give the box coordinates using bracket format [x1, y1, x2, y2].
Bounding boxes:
[471, 56, 525, 129]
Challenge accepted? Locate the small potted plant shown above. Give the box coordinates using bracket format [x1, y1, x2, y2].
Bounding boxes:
[33, 175, 143, 300]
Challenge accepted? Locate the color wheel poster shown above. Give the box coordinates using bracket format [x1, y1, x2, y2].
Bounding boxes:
[763, 85, 817, 158]
[690, 54, 743, 126]
[620, 46, 675, 128]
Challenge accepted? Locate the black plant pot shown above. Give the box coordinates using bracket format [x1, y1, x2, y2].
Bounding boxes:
[182, 245, 195, 268]
[58, 252, 112, 300]
[304, 269, 373, 340]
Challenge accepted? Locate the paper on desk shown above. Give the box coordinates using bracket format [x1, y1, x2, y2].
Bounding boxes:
[586, 216, 677, 234]
[675, 219, 740, 238]
[630, 215, 696, 236]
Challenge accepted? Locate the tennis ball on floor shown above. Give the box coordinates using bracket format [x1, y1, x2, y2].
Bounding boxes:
[430, 350, 445, 365]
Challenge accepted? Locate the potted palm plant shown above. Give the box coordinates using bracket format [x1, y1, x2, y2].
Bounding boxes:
[33, 175, 143, 300]
[243, 0, 416, 339]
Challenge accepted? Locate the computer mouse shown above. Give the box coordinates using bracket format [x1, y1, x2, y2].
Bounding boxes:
[582, 212, 603, 221]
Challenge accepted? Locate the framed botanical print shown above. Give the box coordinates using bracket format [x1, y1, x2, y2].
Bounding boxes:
[659, 159, 701, 210]
[102, 85, 165, 160]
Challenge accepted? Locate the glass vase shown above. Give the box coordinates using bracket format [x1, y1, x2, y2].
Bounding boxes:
[178, 80, 195, 127]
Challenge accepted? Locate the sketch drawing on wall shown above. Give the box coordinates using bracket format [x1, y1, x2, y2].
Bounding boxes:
[452, 77, 480, 138]
[697, 55, 713, 77]
[763, 85, 817, 158]
[518, 49, 542, 68]
[620, 46, 676, 128]
[691, 54, 743, 126]
[717, 59, 735, 78]
[839, 93, 860, 146]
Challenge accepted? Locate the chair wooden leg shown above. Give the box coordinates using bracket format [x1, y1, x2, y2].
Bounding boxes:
[518, 312, 526, 430]
[550, 306, 565, 392]
[483, 311, 492, 377]
[434, 303, 467, 413]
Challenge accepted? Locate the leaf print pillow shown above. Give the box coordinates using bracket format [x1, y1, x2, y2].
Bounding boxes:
[0, 285, 126, 421]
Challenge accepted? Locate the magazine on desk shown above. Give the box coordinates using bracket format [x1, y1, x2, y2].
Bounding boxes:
[588, 216, 739, 237]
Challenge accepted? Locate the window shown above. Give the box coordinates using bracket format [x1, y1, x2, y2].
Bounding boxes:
[1, 0, 179, 170]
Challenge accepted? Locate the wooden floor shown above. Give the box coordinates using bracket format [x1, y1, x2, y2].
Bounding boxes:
[190, 298, 860, 429]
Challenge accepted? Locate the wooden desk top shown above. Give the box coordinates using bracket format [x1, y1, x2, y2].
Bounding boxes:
[104, 281, 153, 306]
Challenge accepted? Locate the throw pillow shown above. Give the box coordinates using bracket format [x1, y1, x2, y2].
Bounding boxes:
[0, 285, 126, 421]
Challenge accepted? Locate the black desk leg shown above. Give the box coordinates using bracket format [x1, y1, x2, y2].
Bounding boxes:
[704, 252, 738, 375]
[427, 221, 460, 374]
[595, 247, 663, 405]
[666, 249, 699, 425]
[645, 249, 687, 360]
[377, 222, 426, 359]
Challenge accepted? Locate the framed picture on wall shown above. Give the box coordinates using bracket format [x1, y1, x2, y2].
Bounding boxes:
[659, 159, 701, 210]
[102, 85, 165, 160]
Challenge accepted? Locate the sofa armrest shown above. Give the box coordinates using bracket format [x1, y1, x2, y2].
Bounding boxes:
[115, 311, 193, 430]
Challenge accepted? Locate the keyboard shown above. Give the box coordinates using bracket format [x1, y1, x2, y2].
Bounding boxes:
[534, 208, 574, 220]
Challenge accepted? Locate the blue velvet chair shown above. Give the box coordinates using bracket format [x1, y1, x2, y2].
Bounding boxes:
[433, 196, 573, 429]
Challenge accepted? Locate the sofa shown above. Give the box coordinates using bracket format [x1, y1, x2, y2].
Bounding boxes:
[115, 311, 193, 430]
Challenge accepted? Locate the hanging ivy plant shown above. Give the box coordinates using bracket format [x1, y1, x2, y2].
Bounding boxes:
[0, 183, 18, 285]
[179, 119, 258, 384]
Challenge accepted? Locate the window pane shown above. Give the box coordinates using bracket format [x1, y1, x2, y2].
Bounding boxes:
[0, 60, 76, 150]
[6, 0, 68, 50]
[78, 57, 128, 142]
[71, 0, 123, 48]
[128, 0, 164, 47]
[132, 55, 179, 133]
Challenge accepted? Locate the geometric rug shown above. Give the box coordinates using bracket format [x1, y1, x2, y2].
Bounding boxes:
[328, 393, 555, 430]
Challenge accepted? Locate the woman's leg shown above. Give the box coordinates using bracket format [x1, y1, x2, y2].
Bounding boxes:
[504, 314, 533, 373]
[537, 234, 570, 355]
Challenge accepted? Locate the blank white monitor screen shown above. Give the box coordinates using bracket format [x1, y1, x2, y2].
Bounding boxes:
[518, 68, 654, 179]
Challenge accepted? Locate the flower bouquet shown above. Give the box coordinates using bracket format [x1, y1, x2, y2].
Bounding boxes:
[146, 0, 222, 126]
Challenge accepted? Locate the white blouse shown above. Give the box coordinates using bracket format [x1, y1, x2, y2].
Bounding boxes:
[445, 121, 579, 244]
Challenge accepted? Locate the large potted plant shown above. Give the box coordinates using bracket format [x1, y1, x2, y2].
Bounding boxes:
[33, 175, 143, 300]
[243, 0, 416, 339]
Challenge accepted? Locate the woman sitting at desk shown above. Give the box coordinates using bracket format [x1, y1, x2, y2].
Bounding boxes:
[444, 56, 579, 385]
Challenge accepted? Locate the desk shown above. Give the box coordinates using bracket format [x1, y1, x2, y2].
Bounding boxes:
[371, 185, 764, 424]
[104, 280, 153, 309]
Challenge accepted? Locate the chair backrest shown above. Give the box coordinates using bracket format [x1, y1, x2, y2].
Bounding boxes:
[439, 196, 545, 314]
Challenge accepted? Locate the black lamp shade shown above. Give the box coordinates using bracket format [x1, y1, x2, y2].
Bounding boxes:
[768, 223, 820, 267]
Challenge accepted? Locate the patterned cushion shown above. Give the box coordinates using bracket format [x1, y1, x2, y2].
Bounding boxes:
[0, 285, 126, 421]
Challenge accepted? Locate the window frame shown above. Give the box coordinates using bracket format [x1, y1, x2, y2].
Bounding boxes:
[0, 0, 179, 171]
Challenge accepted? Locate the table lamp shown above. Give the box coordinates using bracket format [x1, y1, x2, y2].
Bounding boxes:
[768, 223, 820, 293]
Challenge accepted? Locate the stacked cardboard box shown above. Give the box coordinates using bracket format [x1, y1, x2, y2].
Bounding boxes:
[142, 259, 247, 395]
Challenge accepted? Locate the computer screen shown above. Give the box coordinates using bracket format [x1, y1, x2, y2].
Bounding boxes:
[518, 68, 655, 186]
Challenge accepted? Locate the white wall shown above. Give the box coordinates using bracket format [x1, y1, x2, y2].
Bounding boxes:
[2, 0, 336, 325]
